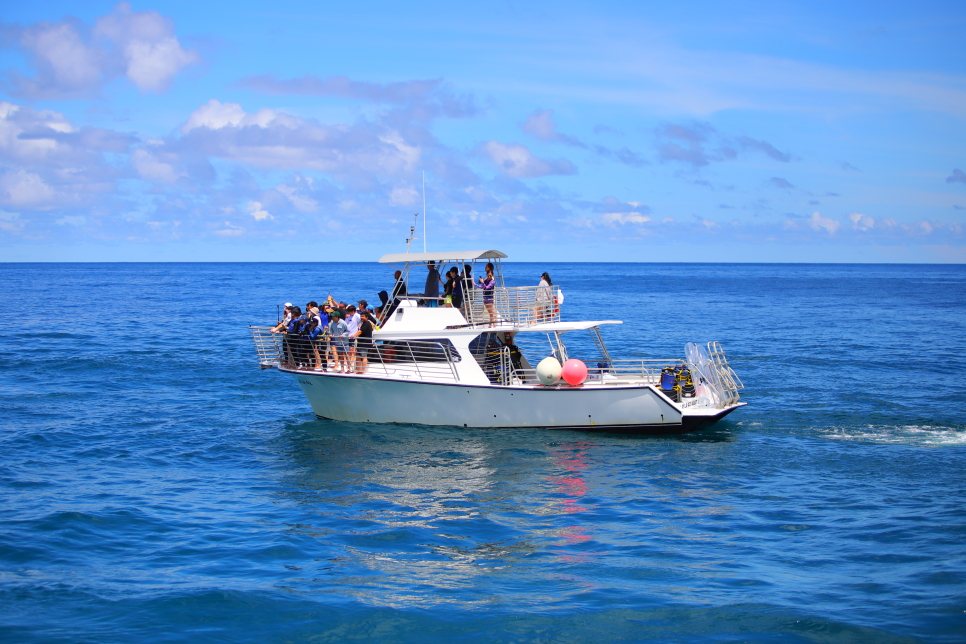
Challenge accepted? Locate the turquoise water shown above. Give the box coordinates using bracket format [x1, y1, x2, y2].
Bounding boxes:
[1, 262, 964, 643]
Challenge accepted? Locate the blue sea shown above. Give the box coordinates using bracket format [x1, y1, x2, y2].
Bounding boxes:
[1, 262, 964, 643]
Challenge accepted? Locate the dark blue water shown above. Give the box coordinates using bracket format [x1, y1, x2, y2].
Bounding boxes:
[1, 262, 964, 643]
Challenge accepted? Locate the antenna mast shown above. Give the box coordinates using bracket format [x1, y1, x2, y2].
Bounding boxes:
[422, 171, 427, 253]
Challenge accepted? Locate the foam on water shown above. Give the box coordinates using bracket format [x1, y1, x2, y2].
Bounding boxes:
[820, 424, 966, 446]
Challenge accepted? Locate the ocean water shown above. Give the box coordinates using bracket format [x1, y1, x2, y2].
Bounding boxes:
[1, 261, 964, 643]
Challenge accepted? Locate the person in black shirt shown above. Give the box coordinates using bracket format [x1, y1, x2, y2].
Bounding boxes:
[354, 311, 375, 374]
[385, 270, 407, 319]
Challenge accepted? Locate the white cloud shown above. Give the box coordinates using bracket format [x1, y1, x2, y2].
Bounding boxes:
[276, 182, 319, 212]
[18, 22, 103, 94]
[482, 141, 576, 178]
[0, 170, 57, 208]
[523, 109, 558, 140]
[245, 201, 273, 220]
[808, 211, 840, 235]
[132, 149, 181, 183]
[5, 3, 197, 98]
[181, 99, 277, 133]
[390, 186, 419, 206]
[215, 221, 244, 236]
[601, 212, 651, 224]
[94, 2, 199, 92]
[174, 100, 425, 182]
[849, 212, 875, 231]
[0, 102, 73, 161]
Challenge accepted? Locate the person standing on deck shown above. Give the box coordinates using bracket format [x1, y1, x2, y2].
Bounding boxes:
[386, 270, 407, 319]
[327, 310, 349, 372]
[345, 304, 361, 369]
[354, 310, 374, 374]
[476, 262, 497, 326]
[424, 261, 441, 307]
[534, 272, 553, 323]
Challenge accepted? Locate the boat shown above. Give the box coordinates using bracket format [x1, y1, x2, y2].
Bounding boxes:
[249, 249, 745, 434]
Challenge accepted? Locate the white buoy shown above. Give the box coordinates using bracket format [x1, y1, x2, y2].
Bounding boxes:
[536, 357, 562, 386]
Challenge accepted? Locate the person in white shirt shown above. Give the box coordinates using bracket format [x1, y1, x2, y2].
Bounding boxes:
[344, 304, 361, 370]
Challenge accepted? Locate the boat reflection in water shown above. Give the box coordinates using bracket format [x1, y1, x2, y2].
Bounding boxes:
[271, 421, 739, 607]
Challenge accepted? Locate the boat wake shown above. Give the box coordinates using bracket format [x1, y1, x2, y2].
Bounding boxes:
[819, 424, 966, 447]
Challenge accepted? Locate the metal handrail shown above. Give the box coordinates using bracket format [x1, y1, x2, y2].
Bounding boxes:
[463, 285, 561, 327]
[249, 326, 460, 382]
[250, 325, 283, 368]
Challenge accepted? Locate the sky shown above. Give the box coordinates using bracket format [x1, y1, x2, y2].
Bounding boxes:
[0, 0, 964, 262]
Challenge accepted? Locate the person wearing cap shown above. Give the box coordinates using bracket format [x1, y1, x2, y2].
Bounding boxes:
[354, 310, 375, 374]
[327, 310, 349, 372]
[272, 303, 294, 333]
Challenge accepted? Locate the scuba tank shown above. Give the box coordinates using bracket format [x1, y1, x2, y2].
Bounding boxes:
[679, 366, 696, 398]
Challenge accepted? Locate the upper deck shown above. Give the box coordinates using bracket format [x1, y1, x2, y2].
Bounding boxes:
[379, 249, 562, 330]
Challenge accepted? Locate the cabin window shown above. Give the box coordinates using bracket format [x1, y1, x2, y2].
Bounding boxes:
[372, 339, 462, 363]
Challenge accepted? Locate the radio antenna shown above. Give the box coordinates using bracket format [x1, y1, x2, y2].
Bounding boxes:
[405, 212, 418, 253]
[422, 171, 427, 253]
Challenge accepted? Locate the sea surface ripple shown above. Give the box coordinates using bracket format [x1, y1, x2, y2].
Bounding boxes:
[0, 262, 963, 643]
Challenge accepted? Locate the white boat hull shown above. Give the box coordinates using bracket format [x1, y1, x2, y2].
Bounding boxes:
[286, 369, 740, 433]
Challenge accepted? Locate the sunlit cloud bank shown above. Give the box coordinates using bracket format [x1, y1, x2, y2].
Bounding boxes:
[0, 1, 964, 261]
[0, 92, 962, 251]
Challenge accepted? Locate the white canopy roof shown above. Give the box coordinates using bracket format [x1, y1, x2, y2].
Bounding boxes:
[378, 249, 508, 264]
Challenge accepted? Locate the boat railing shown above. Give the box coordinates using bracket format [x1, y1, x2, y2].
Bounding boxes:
[494, 357, 679, 387]
[250, 325, 283, 368]
[249, 325, 460, 382]
[464, 285, 560, 327]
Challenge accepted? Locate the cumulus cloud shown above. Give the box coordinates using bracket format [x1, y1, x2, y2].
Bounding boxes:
[3, 2, 197, 98]
[482, 141, 576, 178]
[275, 177, 319, 212]
[947, 168, 966, 184]
[173, 99, 424, 182]
[390, 186, 419, 206]
[245, 201, 272, 220]
[808, 211, 840, 235]
[601, 212, 651, 224]
[0, 169, 57, 208]
[522, 109, 586, 148]
[849, 212, 875, 230]
[0, 102, 126, 210]
[181, 99, 276, 133]
[94, 3, 199, 92]
[132, 148, 181, 183]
